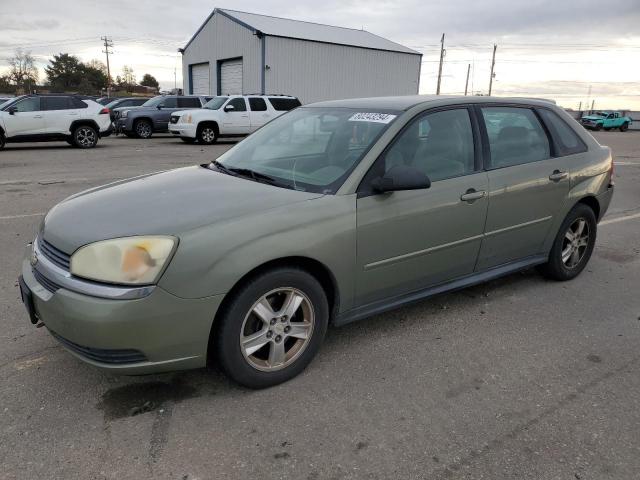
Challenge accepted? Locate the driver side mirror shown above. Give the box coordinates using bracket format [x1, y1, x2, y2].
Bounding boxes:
[371, 165, 431, 193]
[8, 106, 17, 115]
[224, 104, 235, 112]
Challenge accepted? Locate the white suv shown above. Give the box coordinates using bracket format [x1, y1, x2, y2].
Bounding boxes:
[0, 95, 112, 149]
[169, 95, 301, 144]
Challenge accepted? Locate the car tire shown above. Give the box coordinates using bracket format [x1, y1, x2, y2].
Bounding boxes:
[213, 267, 329, 389]
[72, 125, 98, 148]
[594, 123, 602, 131]
[197, 124, 218, 144]
[181, 137, 196, 144]
[537, 203, 597, 281]
[135, 120, 153, 139]
[620, 122, 629, 132]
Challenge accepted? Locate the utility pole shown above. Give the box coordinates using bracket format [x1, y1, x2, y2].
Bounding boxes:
[591, 99, 595, 111]
[436, 33, 445, 95]
[101, 36, 114, 97]
[578, 101, 582, 112]
[464, 63, 471, 96]
[488, 44, 497, 96]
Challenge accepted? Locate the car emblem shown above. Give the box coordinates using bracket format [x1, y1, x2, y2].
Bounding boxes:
[30, 250, 38, 267]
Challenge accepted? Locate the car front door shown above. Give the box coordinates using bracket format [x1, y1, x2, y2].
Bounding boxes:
[248, 97, 273, 131]
[155, 97, 179, 130]
[3, 97, 44, 136]
[222, 97, 250, 134]
[355, 107, 489, 306]
[475, 105, 571, 270]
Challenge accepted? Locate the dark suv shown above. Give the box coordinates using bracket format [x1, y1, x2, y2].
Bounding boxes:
[114, 95, 210, 138]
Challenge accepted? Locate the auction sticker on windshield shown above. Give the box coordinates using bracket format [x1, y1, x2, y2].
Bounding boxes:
[348, 113, 397, 124]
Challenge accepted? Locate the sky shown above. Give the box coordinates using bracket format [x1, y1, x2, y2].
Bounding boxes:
[0, 0, 639, 109]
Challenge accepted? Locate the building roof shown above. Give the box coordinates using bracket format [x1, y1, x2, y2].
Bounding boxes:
[183, 8, 420, 55]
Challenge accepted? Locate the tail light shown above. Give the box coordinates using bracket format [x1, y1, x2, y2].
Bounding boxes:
[99, 107, 110, 115]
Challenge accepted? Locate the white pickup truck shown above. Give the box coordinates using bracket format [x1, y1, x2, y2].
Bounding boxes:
[169, 94, 301, 144]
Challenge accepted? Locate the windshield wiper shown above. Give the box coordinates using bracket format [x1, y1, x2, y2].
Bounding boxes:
[211, 161, 285, 188]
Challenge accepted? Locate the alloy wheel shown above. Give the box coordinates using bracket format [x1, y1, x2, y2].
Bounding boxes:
[76, 127, 96, 147]
[136, 121, 152, 138]
[561, 218, 590, 268]
[239, 288, 315, 372]
[200, 127, 216, 143]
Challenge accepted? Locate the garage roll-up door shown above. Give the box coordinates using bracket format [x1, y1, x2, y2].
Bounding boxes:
[191, 63, 210, 95]
[220, 58, 243, 95]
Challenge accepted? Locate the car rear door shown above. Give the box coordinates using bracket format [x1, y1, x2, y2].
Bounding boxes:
[222, 97, 250, 134]
[475, 105, 571, 270]
[3, 97, 45, 136]
[355, 106, 489, 306]
[42, 96, 79, 134]
[247, 97, 272, 131]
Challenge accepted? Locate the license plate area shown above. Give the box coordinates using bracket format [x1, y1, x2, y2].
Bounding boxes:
[18, 275, 39, 325]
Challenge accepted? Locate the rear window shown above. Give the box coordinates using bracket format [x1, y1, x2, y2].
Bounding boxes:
[248, 98, 267, 111]
[268, 97, 301, 111]
[538, 109, 587, 156]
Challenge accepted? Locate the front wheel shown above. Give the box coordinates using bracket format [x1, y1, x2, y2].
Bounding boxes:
[594, 123, 602, 131]
[538, 203, 597, 281]
[213, 267, 329, 389]
[197, 124, 218, 144]
[620, 122, 629, 132]
[72, 125, 98, 148]
[135, 120, 153, 139]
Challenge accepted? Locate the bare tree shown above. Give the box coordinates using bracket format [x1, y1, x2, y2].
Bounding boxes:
[7, 49, 39, 93]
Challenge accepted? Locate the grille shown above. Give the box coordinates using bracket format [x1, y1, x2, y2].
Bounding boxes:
[49, 330, 148, 364]
[38, 237, 71, 271]
[33, 268, 60, 293]
[170, 115, 179, 124]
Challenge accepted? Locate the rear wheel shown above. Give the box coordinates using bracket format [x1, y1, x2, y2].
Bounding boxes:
[72, 125, 98, 148]
[538, 203, 597, 281]
[213, 267, 329, 389]
[135, 120, 153, 139]
[620, 122, 629, 132]
[197, 124, 218, 144]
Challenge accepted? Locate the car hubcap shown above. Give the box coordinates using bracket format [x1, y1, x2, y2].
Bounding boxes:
[561, 218, 590, 268]
[77, 128, 95, 147]
[137, 123, 151, 137]
[202, 128, 215, 143]
[240, 288, 314, 372]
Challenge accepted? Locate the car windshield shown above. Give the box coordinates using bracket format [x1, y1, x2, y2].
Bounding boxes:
[141, 96, 166, 107]
[204, 97, 228, 110]
[213, 107, 400, 194]
[0, 96, 22, 110]
[105, 99, 123, 109]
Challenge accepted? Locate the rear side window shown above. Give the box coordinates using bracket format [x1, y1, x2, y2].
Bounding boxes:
[538, 109, 587, 156]
[481, 107, 550, 168]
[71, 98, 88, 108]
[248, 97, 267, 111]
[178, 97, 201, 108]
[43, 97, 73, 111]
[268, 97, 301, 111]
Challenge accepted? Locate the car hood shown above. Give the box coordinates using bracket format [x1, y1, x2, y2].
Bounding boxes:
[42, 166, 323, 254]
[582, 115, 604, 120]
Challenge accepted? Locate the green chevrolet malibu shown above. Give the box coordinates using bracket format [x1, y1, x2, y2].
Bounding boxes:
[19, 96, 614, 388]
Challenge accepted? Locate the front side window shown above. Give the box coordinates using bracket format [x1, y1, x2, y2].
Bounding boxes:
[538, 109, 587, 156]
[380, 108, 475, 182]
[482, 107, 550, 168]
[227, 97, 247, 111]
[160, 97, 178, 108]
[13, 97, 41, 112]
[214, 107, 399, 194]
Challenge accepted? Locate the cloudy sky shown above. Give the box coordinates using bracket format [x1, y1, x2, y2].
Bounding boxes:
[1, 0, 639, 109]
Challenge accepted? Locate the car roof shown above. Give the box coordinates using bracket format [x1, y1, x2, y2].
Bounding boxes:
[306, 95, 558, 111]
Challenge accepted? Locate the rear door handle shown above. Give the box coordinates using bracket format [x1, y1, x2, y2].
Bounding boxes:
[549, 170, 568, 182]
[460, 189, 486, 202]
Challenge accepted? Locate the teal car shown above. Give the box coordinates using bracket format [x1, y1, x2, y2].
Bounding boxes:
[581, 111, 632, 131]
[19, 96, 614, 388]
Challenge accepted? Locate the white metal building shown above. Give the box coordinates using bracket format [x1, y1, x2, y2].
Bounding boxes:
[180, 9, 422, 103]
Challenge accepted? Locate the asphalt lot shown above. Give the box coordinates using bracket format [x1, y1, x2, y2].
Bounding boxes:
[1, 131, 639, 480]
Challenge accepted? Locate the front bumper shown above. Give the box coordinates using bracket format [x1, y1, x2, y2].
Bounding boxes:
[20, 244, 224, 374]
[169, 123, 197, 138]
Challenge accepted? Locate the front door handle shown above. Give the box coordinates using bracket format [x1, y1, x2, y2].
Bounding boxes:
[549, 170, 568, 182]
[460, 189, 486, 203]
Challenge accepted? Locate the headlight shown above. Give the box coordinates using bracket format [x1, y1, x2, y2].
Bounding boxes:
[182, 114, 192, 124]
[121, 110, 128, 118]
[70, 236, 177, 285]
